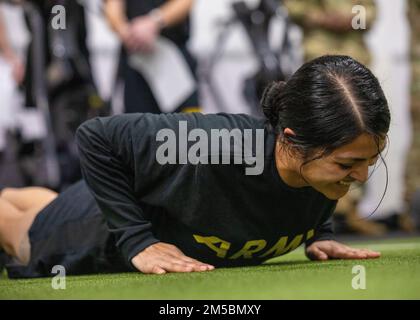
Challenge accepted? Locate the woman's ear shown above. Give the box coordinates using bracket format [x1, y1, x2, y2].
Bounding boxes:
[283, 128, 296, 140]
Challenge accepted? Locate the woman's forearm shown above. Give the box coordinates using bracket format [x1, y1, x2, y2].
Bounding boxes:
[104, 0, 193, 36]
[0, 11, 14, 59]
[104, 0, 129, 38]
[157, 0, 194, 28]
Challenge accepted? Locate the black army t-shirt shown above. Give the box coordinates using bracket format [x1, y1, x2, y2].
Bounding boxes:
[76, 113, 336, 268]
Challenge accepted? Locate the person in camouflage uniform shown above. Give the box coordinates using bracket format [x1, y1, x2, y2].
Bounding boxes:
[406, 0, 420, 229]
[284, 0, 388, 235]
[407, 0, 420, 197]
[284, 0, 376, 65]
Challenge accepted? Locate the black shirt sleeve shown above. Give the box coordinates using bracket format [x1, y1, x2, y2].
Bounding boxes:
[76, 113, 182, 265]
[305, 201, 337, 247]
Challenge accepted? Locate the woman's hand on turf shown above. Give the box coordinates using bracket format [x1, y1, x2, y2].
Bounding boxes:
[306, 240, 381, 260]
[131, 242, 215, 274]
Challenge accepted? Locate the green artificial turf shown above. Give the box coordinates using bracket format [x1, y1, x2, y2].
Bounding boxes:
[1, 237, 419, 300]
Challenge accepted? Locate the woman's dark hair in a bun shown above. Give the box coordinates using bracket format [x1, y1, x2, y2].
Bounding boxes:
[260, 55, 390, 160]
[261, 81, 286, 127]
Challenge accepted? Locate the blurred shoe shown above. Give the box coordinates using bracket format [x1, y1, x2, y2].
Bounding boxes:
[399, 213, 417, 233]
[346, 218, 388, 236]
[375, 212, 416, 233]
[375, 213, 399, 230]
[333, 212, 387, 236]
[409, 190, 420, 231]
[0, 249, 6, 275]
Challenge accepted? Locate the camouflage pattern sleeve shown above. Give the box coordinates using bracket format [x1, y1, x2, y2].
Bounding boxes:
[284, 0, 376, 65]
[406, 0, 420, 198]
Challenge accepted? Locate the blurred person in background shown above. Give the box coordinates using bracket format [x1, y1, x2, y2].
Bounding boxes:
[104, 0, 199, 114]
[13, 0, 108, 189]
[407, 0, 420, 231]
[284, 0, 386, 235]
[0, 9, 25, 160]
[0, 3, 36, 189]
[0, 10, 25, 86]
[357, 0, 414, 232]
[284, 0, 375, 66]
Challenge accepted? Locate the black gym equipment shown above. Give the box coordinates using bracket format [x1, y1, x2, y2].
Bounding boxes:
[1, 0, 110, 190]
[200, 0, 298, 115]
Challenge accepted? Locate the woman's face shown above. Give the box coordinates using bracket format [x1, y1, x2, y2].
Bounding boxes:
[299, 133, 385, 200]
